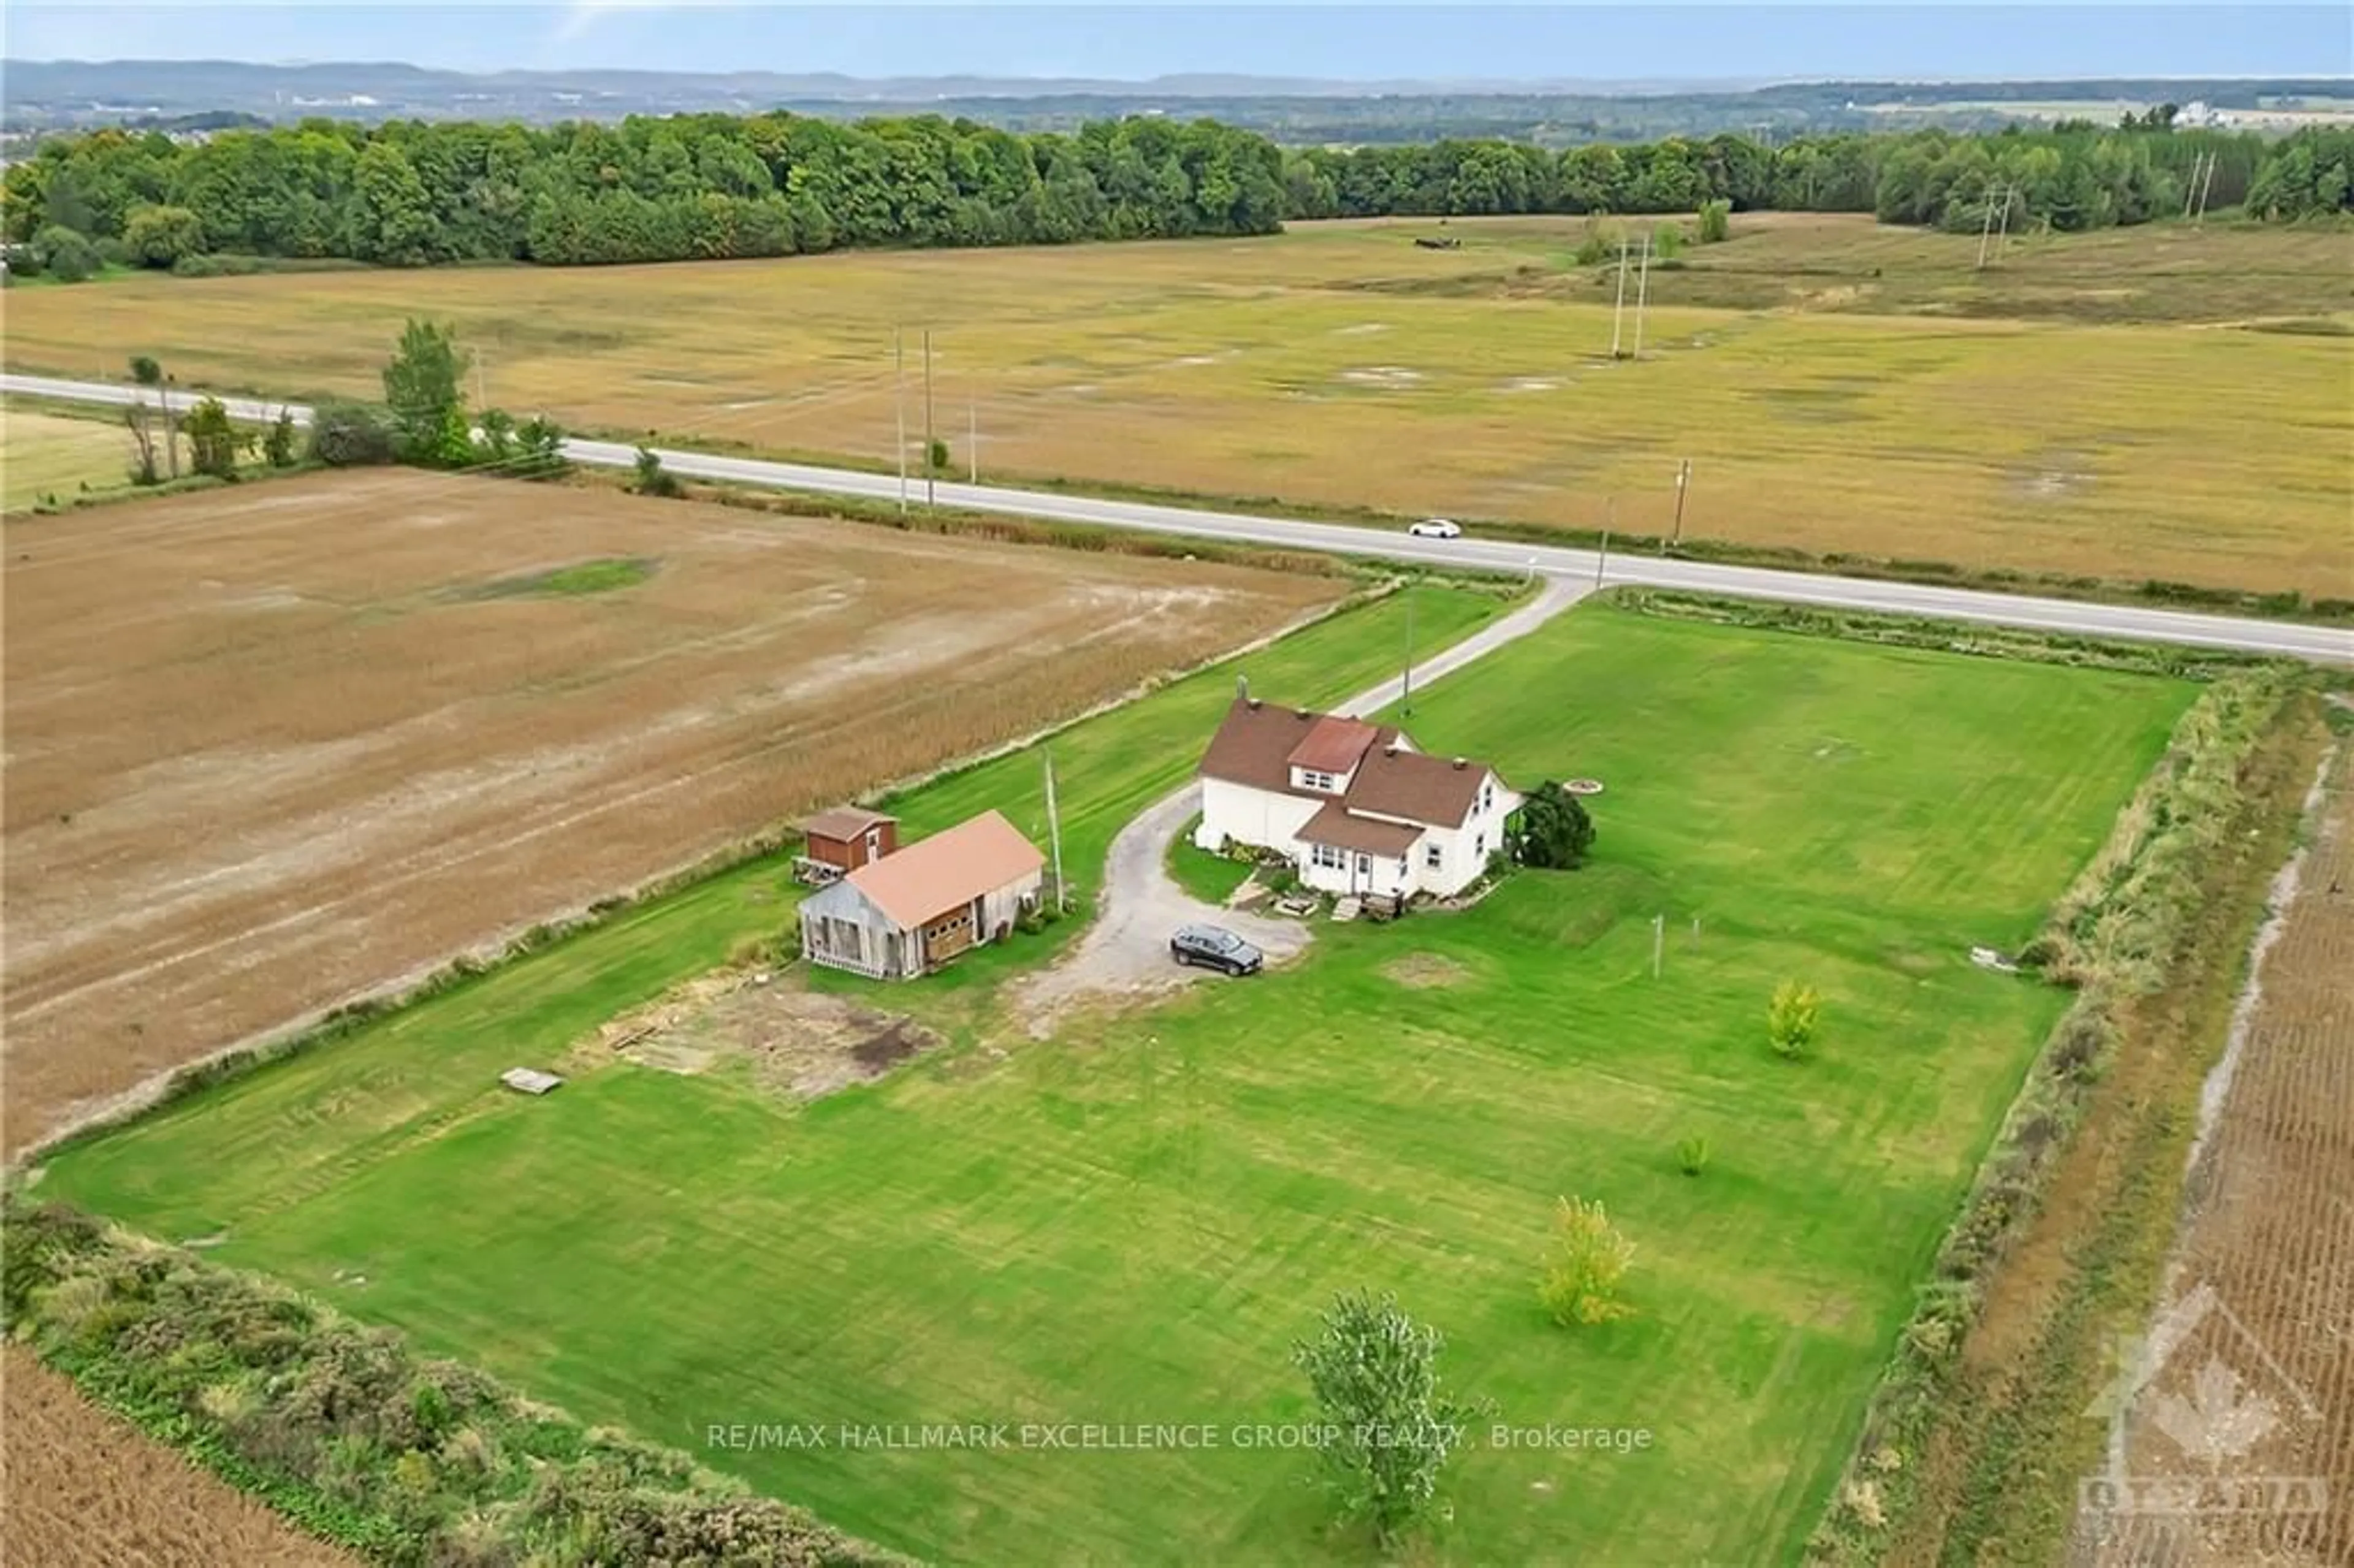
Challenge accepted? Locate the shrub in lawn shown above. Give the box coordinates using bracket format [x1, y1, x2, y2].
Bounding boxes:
[1675, 1135, 1711, 1176]
[307, 398, 395, 467]
[262, 408, 300, 467]
[1768, 981, 1821, 1060]
[1537, 1195, 1637, 1326]
[1292, 1289, 1491, 1546]
[183, 396, 251, 479]
[1512, 784, 1594, 869]
[633, 443, 684, 498]
[1698, 199, 1732, 243]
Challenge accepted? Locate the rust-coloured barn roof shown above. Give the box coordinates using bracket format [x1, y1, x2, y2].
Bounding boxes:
[1297, 802, 1424, 856]
[1286, 715, 1380, 775]
[803, 805, 897, 842]
[847, 810, 1043, 928]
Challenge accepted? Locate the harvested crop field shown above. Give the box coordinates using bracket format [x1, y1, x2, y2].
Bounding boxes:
[6, 215, 2348, 592]
[1, 1344, 356, 1567]
[0, 470, 1341, 1154]
[2084, 739, 2354, 1567]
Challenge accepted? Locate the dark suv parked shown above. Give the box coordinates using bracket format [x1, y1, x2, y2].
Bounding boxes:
[1170, 924, 1264, 976]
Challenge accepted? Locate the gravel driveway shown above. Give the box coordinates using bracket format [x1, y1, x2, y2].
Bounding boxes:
[1011, 576, 1588, 1034]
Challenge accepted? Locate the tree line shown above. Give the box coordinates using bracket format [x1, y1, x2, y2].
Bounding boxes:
[6, 113, 2345, 281]
[1, 110, 1285, 272]
[1283, 122, 2348, 231]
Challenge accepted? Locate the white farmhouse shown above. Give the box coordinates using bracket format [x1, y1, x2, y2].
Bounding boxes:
[1192, 691, 1518, 900]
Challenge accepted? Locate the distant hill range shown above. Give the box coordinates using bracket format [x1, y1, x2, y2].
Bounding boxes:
[6, 59, 2348, 142]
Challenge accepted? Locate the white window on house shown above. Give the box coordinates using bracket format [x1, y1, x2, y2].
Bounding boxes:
[1300, 769, 1337, 793]
[1425, 842, 1443, 869]
[1356, 854, 1371, 876]
[1482, 783, 1494, 812]
[1311, 842, 1346, 870]
[1475, 832, 1486, 856]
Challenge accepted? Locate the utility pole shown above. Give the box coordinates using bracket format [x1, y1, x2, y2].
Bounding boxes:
[1595, 498, 1612, 588]
[922, 329, 936, 509]
[163, 375, 180, 479]
[1976, 183, 2002, 270]
[2195, 153, 2219, 224]
[1994, 181, 2014, 253]
[1631, 230, 1653, 359]
[1401, 579, 1415, 715]
[2182, 151, 2206, 219]
[1609, 237, 1630, 359]
[967, 391, 978, 484]
[1670, 458, 1691, 549]
[1044, 749, 1067, 914]
[893, 327, 907, 514]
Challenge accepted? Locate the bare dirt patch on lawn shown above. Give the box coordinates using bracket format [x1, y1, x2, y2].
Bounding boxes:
[590, 969, 942, 1100]
[1381, 952, 1471, 989]
[0, 470, 1339, 1152]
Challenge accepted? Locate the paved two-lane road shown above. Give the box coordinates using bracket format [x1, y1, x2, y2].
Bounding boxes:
[9, 371, 2346, 664]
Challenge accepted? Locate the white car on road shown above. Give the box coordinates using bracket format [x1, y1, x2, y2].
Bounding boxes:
[1408, 517, 1462, 539]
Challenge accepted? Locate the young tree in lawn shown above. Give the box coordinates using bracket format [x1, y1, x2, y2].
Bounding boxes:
[633, 442, 683, 498]
[181, 397, 251, 479]
[1512, 785, 1595, 869]
[262, 408, 300, 468]
[122, 402, 162, 485]
[514, 415, 570, 480]
[1537, 1195, 1637, 1326]
[1293, 1290, 1491, 1546]
[1767, 981, 1822, 1060]
[381, 318, 473, 468]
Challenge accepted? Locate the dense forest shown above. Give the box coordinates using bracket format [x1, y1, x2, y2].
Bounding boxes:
[5, 111, 2346, 280]
[2, 113, 1287, 272]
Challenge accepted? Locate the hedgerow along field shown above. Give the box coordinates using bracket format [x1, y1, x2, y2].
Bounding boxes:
[1, 1345, 359, 1568]
[4, 212, 2348, 595]
[0, 466, 1348, 1155]
[37, 604, 2196, 1564]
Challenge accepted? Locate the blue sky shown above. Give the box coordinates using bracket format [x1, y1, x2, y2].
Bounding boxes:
[5, 5, 2348, 82]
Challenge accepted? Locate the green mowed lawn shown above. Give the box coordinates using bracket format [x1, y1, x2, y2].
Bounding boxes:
[38, 606, 2192, 1566]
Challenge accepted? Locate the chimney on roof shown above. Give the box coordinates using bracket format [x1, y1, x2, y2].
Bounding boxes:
[1452, 756, 1467, 770]
[1296, 709, 1312, 721]
[1385, 744, 1400, 758]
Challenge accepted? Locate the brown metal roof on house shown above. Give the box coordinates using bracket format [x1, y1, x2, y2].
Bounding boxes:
[1197, 697, 1402, 795]
[1297, 802, 1425, 856]
[1345, 746, 1493, 829]
[1286, 715, 1380, 775]
[846, 809, 1043, 928]
[803, 805, 897, 842]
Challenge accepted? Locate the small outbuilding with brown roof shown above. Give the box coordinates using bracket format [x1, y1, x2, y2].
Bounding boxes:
[800, 805, 899, 875]
[799, 810, 1045, 980]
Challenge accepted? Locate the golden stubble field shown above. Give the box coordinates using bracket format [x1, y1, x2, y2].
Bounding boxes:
[2, 1345, 359, 1567]
[4, 214, 2349, 594]
[0, 471, 1341, 1154]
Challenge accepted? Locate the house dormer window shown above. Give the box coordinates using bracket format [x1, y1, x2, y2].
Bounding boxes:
[1300, 769, 1338, 793]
